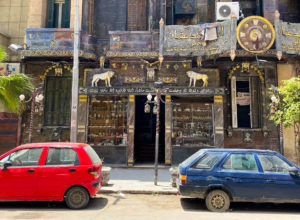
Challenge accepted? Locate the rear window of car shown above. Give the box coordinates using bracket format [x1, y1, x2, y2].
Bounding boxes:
[84, 145, 101, 165]
[192, 152, 225, 170]
[181, 149, 205, 167]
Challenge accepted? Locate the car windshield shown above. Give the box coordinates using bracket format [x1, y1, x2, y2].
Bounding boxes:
[180, 149, 205, 167]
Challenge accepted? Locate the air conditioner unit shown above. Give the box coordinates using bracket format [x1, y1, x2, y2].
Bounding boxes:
[216, 2, 240, 21]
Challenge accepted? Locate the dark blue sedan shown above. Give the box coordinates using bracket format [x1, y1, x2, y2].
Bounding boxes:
[177, 149, 300, 212]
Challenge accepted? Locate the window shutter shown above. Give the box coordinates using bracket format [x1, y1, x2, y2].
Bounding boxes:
[127, 0, 147, 31]
[46, 0, 55, 28]
[62, 0, 71, 28]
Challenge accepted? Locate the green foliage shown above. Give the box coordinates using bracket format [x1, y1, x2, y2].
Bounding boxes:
[269, 77, 300, 128]
[0, 46, 7, 62]
[0, 74, 33, 113]
[0, 47, 33, 113]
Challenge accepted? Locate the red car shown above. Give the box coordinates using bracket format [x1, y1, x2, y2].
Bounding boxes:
[0, 143, 102, 209]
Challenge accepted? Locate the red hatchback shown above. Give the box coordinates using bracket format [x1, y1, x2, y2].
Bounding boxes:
[0, 143, 102, 209]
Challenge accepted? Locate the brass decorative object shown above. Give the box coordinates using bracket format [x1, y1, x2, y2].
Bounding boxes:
[124, 77, 145, 83]
[196, 56, 202, 67]
[100, 56, 105, 68]
[237, 16, 275, 53]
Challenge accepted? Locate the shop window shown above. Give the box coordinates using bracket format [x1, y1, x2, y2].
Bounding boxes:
[44, 76, 71, 126]
[172, 97, 214, 147]
[46, 0, 71, 28]
[88, 96, 128, 146]
[231, 76, 260, 129]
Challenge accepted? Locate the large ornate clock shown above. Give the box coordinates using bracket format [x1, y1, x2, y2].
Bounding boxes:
[237, 16, 275, 53]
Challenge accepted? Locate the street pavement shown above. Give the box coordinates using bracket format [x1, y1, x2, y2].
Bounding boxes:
[99, 167, 178, 195]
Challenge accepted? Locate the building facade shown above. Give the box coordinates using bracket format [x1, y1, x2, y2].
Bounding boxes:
[0, 0, 31, 154]
[14, 0, 300, 165]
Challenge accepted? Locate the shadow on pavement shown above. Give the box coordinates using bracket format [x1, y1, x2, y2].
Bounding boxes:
[0, 197, 108, 211]
[180, 198, 300, 214]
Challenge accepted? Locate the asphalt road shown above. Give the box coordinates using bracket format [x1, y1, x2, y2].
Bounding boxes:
[0, 194, 300, 220]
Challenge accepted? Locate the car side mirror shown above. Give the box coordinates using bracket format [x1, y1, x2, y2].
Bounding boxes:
[2, 161, 12, 171]
[288, 167, 299, 176]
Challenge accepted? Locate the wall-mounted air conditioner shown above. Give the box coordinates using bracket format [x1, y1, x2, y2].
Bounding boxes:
[216, 2, 240, 20]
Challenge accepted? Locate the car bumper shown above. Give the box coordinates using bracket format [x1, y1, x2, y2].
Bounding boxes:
[177, 184, 207, 198]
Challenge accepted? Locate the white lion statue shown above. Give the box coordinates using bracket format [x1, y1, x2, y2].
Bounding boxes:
[186, 71, 208, 87]
[91, 71, 115, 87]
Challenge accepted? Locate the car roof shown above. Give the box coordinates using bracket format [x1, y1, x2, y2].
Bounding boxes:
[16, 142, 89, 149]
[201, 148, 277, 154]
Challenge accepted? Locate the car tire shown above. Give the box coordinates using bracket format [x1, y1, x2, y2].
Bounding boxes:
[205, 190, 230, 212]
[65, 186, 90, 209]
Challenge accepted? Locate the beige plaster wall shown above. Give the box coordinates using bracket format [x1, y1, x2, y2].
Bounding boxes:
[277, 63, 299, 164]
[0, 32, 10, 48]
[70, 0, 82, 29]
[0, 0, 30, 61]
[27, 0, 47, 28]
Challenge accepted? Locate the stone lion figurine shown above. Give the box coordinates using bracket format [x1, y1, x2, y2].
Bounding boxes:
[91, 71, 115, 87]
[186, 71, 208, 87]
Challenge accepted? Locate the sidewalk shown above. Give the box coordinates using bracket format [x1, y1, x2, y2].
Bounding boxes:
[99, 168, 178, 195]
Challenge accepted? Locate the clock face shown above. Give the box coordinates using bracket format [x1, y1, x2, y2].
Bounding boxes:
[237, 16, 275, 53]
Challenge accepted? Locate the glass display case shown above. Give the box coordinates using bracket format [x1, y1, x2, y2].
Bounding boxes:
[172, 102, 214, 147]
[88, 96, 128, 146]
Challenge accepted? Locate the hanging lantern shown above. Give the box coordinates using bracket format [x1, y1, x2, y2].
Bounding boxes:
[144, 103, 151, 113]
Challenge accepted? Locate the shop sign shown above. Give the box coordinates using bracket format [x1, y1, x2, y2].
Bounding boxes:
[236, 92, 250, 106]
[161, 19, 236, 56]
[80, 87, 225, 96]
[275, 19, 300, 55]
[0, 63, 20, 76]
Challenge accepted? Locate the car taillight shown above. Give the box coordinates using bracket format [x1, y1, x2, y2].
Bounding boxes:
[180, 174, 186, 184]
[88, 167, 98, 176]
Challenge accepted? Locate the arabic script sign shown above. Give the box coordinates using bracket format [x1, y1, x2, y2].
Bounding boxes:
[80, 87, 225, 96]
[275, 19, 300, 55]
[162, 20, 236, 56]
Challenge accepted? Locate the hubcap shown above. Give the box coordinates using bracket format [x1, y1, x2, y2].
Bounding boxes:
[70, 191, 85, 205]
[211, 195, 225, 209]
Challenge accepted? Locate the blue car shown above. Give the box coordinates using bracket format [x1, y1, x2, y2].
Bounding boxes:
[177, 149, 300, 212]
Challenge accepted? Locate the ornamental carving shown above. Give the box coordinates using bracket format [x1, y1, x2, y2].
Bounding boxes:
[124, 77, 145, 83]
[237, 16, 275, 53]
[228, 63, 264, 82]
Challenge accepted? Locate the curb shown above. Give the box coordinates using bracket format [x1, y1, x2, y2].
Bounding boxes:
[99, 189, 178, 195]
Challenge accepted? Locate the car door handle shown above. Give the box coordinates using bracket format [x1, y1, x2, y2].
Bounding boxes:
[69, 168, 76, 172]
[225, 177, 232, 181]
[266, 179, 275, 183]
[27, 169, 35, 173]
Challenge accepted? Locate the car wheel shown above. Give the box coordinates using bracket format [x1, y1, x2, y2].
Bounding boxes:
[205, 190, 230, 212]
[65, 186, 90, 209]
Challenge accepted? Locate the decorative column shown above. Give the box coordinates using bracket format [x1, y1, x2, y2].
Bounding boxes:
[70, 0, 83, 29]
[214, 95, 224, 148]
[165, 95, 172, 165]
[77, 94, 88, 143]
[127, 95, 135, 166]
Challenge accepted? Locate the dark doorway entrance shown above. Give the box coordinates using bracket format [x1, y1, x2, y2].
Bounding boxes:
[236, 81, 251, 128]
[134, 96, 165, 164]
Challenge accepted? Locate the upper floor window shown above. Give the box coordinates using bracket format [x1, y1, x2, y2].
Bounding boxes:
[47, 0, 71, 28]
